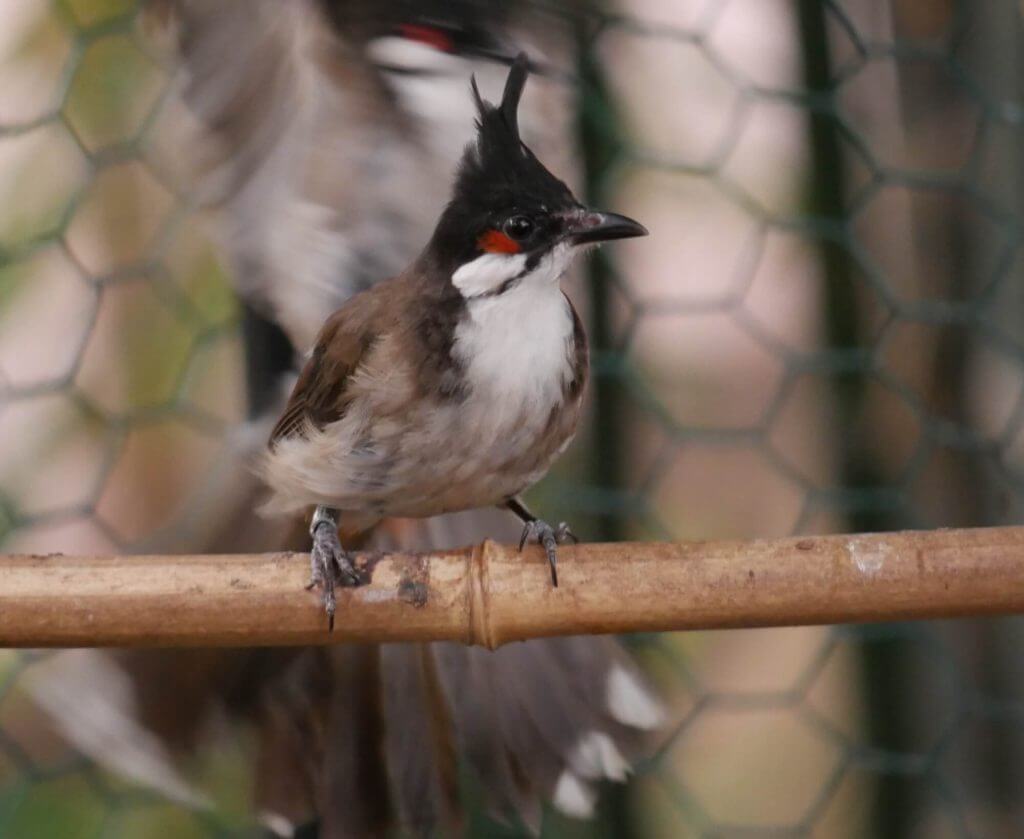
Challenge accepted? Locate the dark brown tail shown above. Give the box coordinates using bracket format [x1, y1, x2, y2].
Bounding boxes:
[28, 504, 665, 838]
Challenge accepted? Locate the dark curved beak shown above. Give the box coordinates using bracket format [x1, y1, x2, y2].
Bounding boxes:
[565, 210, 648, 246]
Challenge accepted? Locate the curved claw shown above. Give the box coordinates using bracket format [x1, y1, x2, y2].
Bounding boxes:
[310, 520, 360, 632]
[555, 522, 578, 544]
[517, 518, 577, 588]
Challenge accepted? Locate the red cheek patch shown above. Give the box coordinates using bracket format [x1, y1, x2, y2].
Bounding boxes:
[478, 229, 521, 254]
[397, 24, 453, 52]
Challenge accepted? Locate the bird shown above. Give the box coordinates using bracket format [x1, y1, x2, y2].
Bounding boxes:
[28, 8, 668, 837]
[261, 53, 648, 625]
[150, 0, 582, 357]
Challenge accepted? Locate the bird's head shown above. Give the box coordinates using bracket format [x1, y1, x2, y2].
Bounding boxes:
[426, 53, 647, 298]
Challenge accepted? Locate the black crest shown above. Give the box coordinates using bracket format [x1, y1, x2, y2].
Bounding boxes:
[470, 51, 528, 148]
[426, 52, 578, 270]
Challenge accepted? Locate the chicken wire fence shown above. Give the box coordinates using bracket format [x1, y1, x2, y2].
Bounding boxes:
[2, 0, 1024, 837]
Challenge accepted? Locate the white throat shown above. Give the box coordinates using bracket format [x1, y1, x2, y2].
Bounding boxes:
[451, 242, 577, 402]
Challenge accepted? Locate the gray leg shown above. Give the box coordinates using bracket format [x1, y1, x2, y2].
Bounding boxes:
[505, 497, 577, 588]
[309, 505, 360, 631]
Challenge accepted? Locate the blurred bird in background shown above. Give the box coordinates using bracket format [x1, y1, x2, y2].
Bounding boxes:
[27, 2, 666, 837]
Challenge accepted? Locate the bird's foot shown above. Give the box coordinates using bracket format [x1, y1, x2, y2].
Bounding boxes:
[308, 519, 360, 631]
[517, 519, 577, 587]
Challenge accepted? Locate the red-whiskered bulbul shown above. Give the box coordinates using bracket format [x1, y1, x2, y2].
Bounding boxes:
[29, 8, 667, 838]
[262, 55, 647, 623]
[152, 0, 581, 355]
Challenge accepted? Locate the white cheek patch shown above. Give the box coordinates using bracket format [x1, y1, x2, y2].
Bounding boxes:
[366, 37, 451, 73]
[451, 251, 527, 297]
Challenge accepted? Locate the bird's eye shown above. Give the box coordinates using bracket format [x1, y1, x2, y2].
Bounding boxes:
[503, 215, 535, 240]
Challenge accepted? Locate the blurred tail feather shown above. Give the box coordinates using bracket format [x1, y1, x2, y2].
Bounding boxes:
[29, 512, 665, 836]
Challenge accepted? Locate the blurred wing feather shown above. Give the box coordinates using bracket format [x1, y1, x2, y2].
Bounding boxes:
[269, 308, 373, 446]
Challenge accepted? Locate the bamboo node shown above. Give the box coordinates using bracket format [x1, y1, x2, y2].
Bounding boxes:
[467, 540, 497, 650]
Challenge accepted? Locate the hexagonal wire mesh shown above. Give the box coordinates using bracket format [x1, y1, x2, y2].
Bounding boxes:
[2, 0, 1024, 837]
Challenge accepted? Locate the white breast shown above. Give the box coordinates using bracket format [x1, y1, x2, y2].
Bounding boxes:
[261, 245, 581, 520]
[453, 246, 576, 411]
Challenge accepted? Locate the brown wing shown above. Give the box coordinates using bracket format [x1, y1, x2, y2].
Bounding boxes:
[268, 305, 377, 447]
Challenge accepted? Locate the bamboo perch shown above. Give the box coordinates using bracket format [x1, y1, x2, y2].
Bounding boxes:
[1, 526, 1023, 648]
